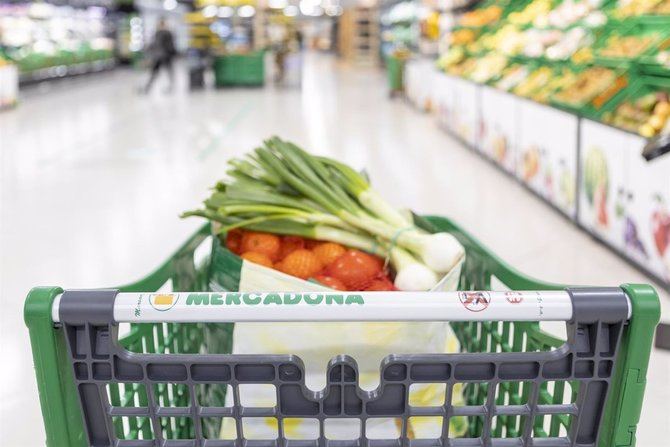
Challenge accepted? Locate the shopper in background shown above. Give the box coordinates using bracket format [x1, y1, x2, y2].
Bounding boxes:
[143, 18, 177, 94]
[295, 29, 304, 51]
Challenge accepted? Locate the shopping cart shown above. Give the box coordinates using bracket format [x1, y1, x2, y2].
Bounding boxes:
[24, 216, 660, 447]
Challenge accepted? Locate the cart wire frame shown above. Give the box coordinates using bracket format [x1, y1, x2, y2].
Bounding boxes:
[24, 217, 660, 447]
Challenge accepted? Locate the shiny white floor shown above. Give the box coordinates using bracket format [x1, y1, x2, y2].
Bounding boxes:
[1, 53, 668, 445]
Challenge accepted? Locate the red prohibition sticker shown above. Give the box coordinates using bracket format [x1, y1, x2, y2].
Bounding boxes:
[505, 292, 524, 304]
[459, 291, 491, 312]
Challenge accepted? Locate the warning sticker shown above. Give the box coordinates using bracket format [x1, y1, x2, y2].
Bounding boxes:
[458, 291, 491, 312]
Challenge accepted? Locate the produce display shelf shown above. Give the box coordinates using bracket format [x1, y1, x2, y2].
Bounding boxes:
[18, 59, 116, 85]
[593, 20, 670, 69]
[420, 64, 670, 292]
[598, 74, 670, 134]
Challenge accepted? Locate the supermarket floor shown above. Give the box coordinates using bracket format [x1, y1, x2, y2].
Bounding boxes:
[1, 53, 669, 445]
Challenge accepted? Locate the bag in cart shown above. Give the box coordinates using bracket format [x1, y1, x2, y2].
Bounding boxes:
[24, 216, 661, 447]
[208, 236, 467, 439]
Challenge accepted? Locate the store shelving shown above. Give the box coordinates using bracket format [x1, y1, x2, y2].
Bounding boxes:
[405, 0, 670, 289]
[0, 57, 19, 110]
[0, 2, 116, 84]
[339, 6, 380, 66]
[380, 1, 418, 60]
[438, 0, 670, 137]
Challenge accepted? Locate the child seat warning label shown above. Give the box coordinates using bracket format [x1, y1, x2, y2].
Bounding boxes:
[458, 291, 491, 312]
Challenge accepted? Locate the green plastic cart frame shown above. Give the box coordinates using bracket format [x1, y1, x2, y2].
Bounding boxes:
[25, 216, 660, 447]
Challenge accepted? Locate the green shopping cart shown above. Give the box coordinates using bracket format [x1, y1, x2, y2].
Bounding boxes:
[24, 215, 660, 447]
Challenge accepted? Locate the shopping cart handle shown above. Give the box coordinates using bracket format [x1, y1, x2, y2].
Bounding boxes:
[51, 289, 632, 324]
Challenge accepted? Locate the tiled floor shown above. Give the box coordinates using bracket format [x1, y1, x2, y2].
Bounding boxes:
[1, 53, 668, 445]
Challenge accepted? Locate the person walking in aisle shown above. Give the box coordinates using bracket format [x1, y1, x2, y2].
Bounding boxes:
[143, 18, 177, 94]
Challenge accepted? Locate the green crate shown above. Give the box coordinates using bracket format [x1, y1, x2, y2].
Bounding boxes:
[598, 74, 670, 135]
[638, 31, 670, 76]
[549, 65, 630, 118]
[386, 55, 405, 93]
[25, 217, 660, 446]
[593, 20, 670, 68]
[214, 51, 265, 87]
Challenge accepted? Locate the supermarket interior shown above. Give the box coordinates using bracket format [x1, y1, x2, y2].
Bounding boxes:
[1, 0, 670, 446]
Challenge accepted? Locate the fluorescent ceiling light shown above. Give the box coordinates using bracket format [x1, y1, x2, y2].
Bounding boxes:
[283, 5, 298, 16]
[163, 0, 177, 11]
[238, 5, 256, 17]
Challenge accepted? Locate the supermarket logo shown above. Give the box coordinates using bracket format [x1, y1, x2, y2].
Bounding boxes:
[185, 292, 364, 306]
[149, 294, 179, 312]
[459, 291, 490, 312]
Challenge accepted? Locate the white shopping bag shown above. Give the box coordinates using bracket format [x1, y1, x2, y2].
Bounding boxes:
[216, 258, 467, 440]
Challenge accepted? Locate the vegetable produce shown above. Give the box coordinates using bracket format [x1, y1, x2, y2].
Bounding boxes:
[241, 231, 281, 261]
[364, 276, 396, 291]
[279, 235, 305, 259]
[598, 34, 657, 59]
[449, 28, 477, 45]
[513, 67, 554, 98]
[468, 54, 508, 83]
[509, 0, 553, 26]
[227, 227, 397, 290]
[313, 274, 347, 291]
[241, 251, 274, 268]
[552, 67, 618, 107]
[603, 91, 670, 138]
[460, 5, 502, 27]
[183, 137, 464, 290]
[613, 0, 666, 17]
[225, 228, 244, 253]
[495, 65, 529, 91]
[276, 249, 323, 279]
[312, 242, 347, 266]
[326, 249, 384, 290]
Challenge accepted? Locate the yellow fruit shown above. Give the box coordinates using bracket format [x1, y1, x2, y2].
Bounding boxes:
[654, 101, 670, 117]
[648, 114, 666, 131]
[639, 123, 656, 138]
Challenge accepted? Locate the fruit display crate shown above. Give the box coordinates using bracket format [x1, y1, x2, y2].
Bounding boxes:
[599, 75, 670, 134]
[593, 20, 670, 69]
[25, 218, 660, 446]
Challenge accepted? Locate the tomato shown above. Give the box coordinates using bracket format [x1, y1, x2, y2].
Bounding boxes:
[314, 275, 348, 291]
[326, 249, 384, 290]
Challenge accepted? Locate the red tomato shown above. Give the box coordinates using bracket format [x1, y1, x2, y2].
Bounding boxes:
[225, 229, 244, 254]
[326, 249, 384, 290]
[314, 275, 348, 291]
[364, 276, 397, 291]
[279, 236, 306, 260]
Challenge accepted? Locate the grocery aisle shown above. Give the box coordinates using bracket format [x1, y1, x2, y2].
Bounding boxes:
[1, 53, 668, 445]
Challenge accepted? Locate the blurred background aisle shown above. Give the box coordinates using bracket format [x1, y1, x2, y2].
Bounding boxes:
[2, 51, 669, 446]
[1, 0, 670, 445]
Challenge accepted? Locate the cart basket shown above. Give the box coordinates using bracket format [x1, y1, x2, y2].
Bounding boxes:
[24, 216, 660, 447]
